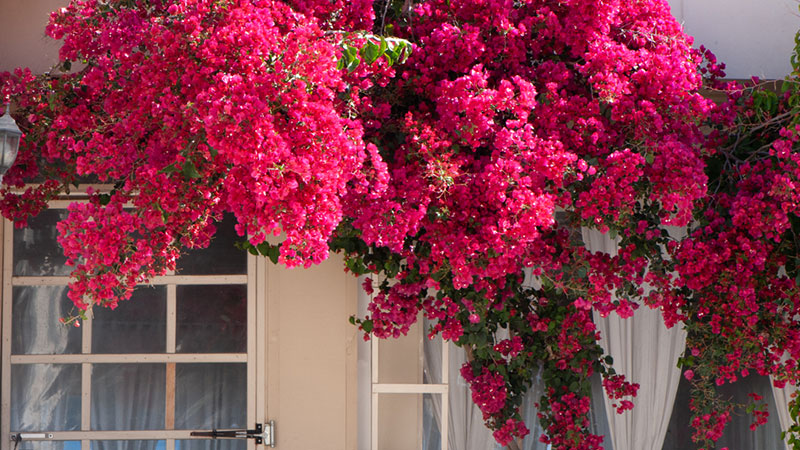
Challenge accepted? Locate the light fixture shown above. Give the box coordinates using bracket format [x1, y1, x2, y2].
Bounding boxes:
[0, 104, 21, 182]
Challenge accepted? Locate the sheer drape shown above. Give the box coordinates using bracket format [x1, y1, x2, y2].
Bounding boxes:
[424, 327, 496, 450]
[771, 378, 797, 450]
[582, 228, 686, 450]
[518, 365, 551, 450]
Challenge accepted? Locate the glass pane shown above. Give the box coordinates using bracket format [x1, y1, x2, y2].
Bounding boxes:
[10, 364, 81, 431]
[14, 209, 72, 276]
[91, 441, 165, 450]
[715, 374, 781, 450]
[423, 318, 442, 385]
[176, 285, 246, 353]
[176, 441, 246, 450]
[91, 364, 166, 430]
[177, 215, 247, 275]
[663, 374, 782, 450]
[175, 363, 246, 430]
[93, 286, 167, 354]
[13, 442, 81, 450]
[12, 286, 81, 355]
[422, 394, 442, 450]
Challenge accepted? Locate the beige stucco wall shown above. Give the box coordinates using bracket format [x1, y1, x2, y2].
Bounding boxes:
[0, 0, 67, 74]
[265, 254, 359, 450]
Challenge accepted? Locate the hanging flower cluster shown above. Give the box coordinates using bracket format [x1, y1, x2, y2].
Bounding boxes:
[3, 0, 800, 449]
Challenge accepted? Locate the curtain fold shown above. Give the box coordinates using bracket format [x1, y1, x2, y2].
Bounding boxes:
[582, 228, 687, 450]
[518, 364, 551, 450]
[771, 377, 797, 450]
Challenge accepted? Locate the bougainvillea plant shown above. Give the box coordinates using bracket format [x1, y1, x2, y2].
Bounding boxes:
[3, 0, 800, 448]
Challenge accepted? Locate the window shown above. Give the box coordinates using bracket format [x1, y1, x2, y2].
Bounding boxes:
[1, 205, 266, 450]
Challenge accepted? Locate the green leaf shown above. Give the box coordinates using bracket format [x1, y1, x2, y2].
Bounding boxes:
[181, 161, 202, 179]
[159, 163, 178, 174]
[360, 40, 381, 64]
[379, 36, 388, 55]
[267, 245, 280, 264]
[361, 319, 374, 333]
[257, 241, 271, 255]
[345, 46, 360, 73]
[98, 193, 111, 206]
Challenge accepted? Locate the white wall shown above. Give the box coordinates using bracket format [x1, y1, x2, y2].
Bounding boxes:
[668, 0, 800, 79]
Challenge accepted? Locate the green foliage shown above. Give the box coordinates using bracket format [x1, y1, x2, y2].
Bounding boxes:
[335, 34, 412, 73]
[236, 240, 281, 264]
[785, 390, 800, 449]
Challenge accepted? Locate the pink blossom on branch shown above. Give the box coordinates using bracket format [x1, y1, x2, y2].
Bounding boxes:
[5, 0, 798, 448]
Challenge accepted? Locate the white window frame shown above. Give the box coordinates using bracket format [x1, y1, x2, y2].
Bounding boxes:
[1, 197, 268, 450]
[358, 277, 449, 450]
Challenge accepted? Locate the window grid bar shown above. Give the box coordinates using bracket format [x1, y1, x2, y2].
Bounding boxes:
[441, 339, 449, 450]
[2, 219, 12, 450]
[82, 302, 93, 435]
[11, 275, 248, 286]
[255, 257, 268, 425]
[166, 285, 176, 353]
[165, 363, 176, 430]
[371, 384, 447, 394]
[10, 353, 248, 364]
[246, 253, 257, 450]
[82, 363, 92, 431]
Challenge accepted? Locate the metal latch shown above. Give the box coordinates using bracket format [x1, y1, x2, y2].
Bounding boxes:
[10, 433, 54, 441]
[191, 421, 275, 447]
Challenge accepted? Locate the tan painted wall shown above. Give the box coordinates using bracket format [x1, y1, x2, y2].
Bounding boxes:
[0, 0, 67, 73]
[265, 253, 359, 450]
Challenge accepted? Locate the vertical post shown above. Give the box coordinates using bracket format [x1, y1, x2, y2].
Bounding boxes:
[371, 337, 379, 450]
[1, 220, 11, 450]
[441, 340, 449, 450]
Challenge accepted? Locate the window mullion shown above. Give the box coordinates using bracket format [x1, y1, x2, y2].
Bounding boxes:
[2, 219, 12, 450]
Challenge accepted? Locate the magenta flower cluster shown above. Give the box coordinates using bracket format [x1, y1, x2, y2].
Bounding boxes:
[5, 0, 798, 448]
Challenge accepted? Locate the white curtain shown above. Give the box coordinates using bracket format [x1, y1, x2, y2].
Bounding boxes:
[772, 377, 798, 450]
[518, 365, 552, 450]
[582, 228, 687, 450]
[424, 331, 496, 450]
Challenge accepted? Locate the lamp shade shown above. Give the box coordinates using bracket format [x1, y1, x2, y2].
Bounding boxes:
[0, 104, 22, 178]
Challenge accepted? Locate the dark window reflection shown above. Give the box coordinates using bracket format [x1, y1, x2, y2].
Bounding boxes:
[176, 285, 246, 353]
[13, 209, 72, 276]
[93, 287, 167, 354]
[177, 214, 247, 275]
[175, 363, 246, 430]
